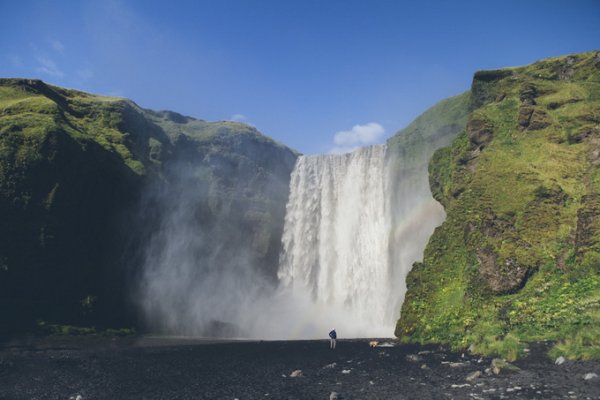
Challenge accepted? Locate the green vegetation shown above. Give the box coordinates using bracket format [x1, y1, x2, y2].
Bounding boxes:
[36, 321, 137, 337]
[396, 51, 600, 361]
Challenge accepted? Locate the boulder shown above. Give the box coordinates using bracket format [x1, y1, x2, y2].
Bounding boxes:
[554, 356, 565, 365]
[466, 371, 482, 381]
[491, 358, 520, 375]
[290, 370, 303, 378]
[584, 372, 598, 381]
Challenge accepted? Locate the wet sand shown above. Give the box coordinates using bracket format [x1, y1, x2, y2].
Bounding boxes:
[0, 336, 598, 399]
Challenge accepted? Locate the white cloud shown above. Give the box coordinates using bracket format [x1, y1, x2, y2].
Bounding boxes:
[49, 39, 65, 54]
[328, 122, 385, 153]
[333, 122, 385, 147]
[35, 56, 64, 78]
[230, 114, 247, 122]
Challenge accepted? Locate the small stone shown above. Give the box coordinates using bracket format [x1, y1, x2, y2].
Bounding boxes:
[421, 364, 428, 370]
[466, 371, 482, 382]
[341, 369, 351, 374]
[406, 354, 422, 362]
[449, 362, 466, 368]
[329, 392, 339, 400]
[76, 396, 83, 400]
[491, 358, 520, 375]
[323, 363, 337, 369]
[555, 356, 566, 365]
[369, 381, 374, 385]
[451, 383, 471, 388]
[584, 372, 598, 380]
[290, 370, 303, 378]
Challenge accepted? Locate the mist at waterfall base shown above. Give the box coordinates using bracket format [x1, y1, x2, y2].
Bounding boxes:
[137, 145, 444, 339]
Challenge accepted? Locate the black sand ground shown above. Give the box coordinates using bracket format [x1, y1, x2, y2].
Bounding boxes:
[0, 336, 598, 399]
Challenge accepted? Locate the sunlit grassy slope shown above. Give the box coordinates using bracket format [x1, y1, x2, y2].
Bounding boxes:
[396, 51, 600, 360]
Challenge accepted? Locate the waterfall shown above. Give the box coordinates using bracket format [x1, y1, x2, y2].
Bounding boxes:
[278, 145, 395, 336]
[138, 141, 445, 339]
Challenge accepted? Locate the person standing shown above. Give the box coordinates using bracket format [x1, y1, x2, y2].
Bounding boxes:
[329, 329, 337, 349]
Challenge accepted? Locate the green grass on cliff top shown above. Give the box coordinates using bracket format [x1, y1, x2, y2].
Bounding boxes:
[0, 79, 296, 178]
[0, 81, 147, 174]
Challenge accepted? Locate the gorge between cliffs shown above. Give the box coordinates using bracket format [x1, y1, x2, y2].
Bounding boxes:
[138, 142, 446, 339]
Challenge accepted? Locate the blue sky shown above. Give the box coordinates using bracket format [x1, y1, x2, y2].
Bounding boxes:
[1, 1, 599, 154]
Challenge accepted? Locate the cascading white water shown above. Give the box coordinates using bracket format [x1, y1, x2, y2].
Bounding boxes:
[278, 145, 394, 336]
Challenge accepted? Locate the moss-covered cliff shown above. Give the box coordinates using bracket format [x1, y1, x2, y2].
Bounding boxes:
[396, 51, 600, 360]
[0, 79, 297, 334]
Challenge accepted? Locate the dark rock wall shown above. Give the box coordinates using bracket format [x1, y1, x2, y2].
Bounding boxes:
[0, 79, 297, 333]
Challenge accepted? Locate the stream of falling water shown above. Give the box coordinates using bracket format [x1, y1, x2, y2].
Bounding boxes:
[277, 145, 394, 336]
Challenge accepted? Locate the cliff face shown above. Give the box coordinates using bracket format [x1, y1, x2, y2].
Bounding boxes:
[0, 79, 297, 333]
[396, 51, 600, 360]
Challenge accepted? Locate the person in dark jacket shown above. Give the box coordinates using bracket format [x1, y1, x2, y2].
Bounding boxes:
[329, 329, 337, 349]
